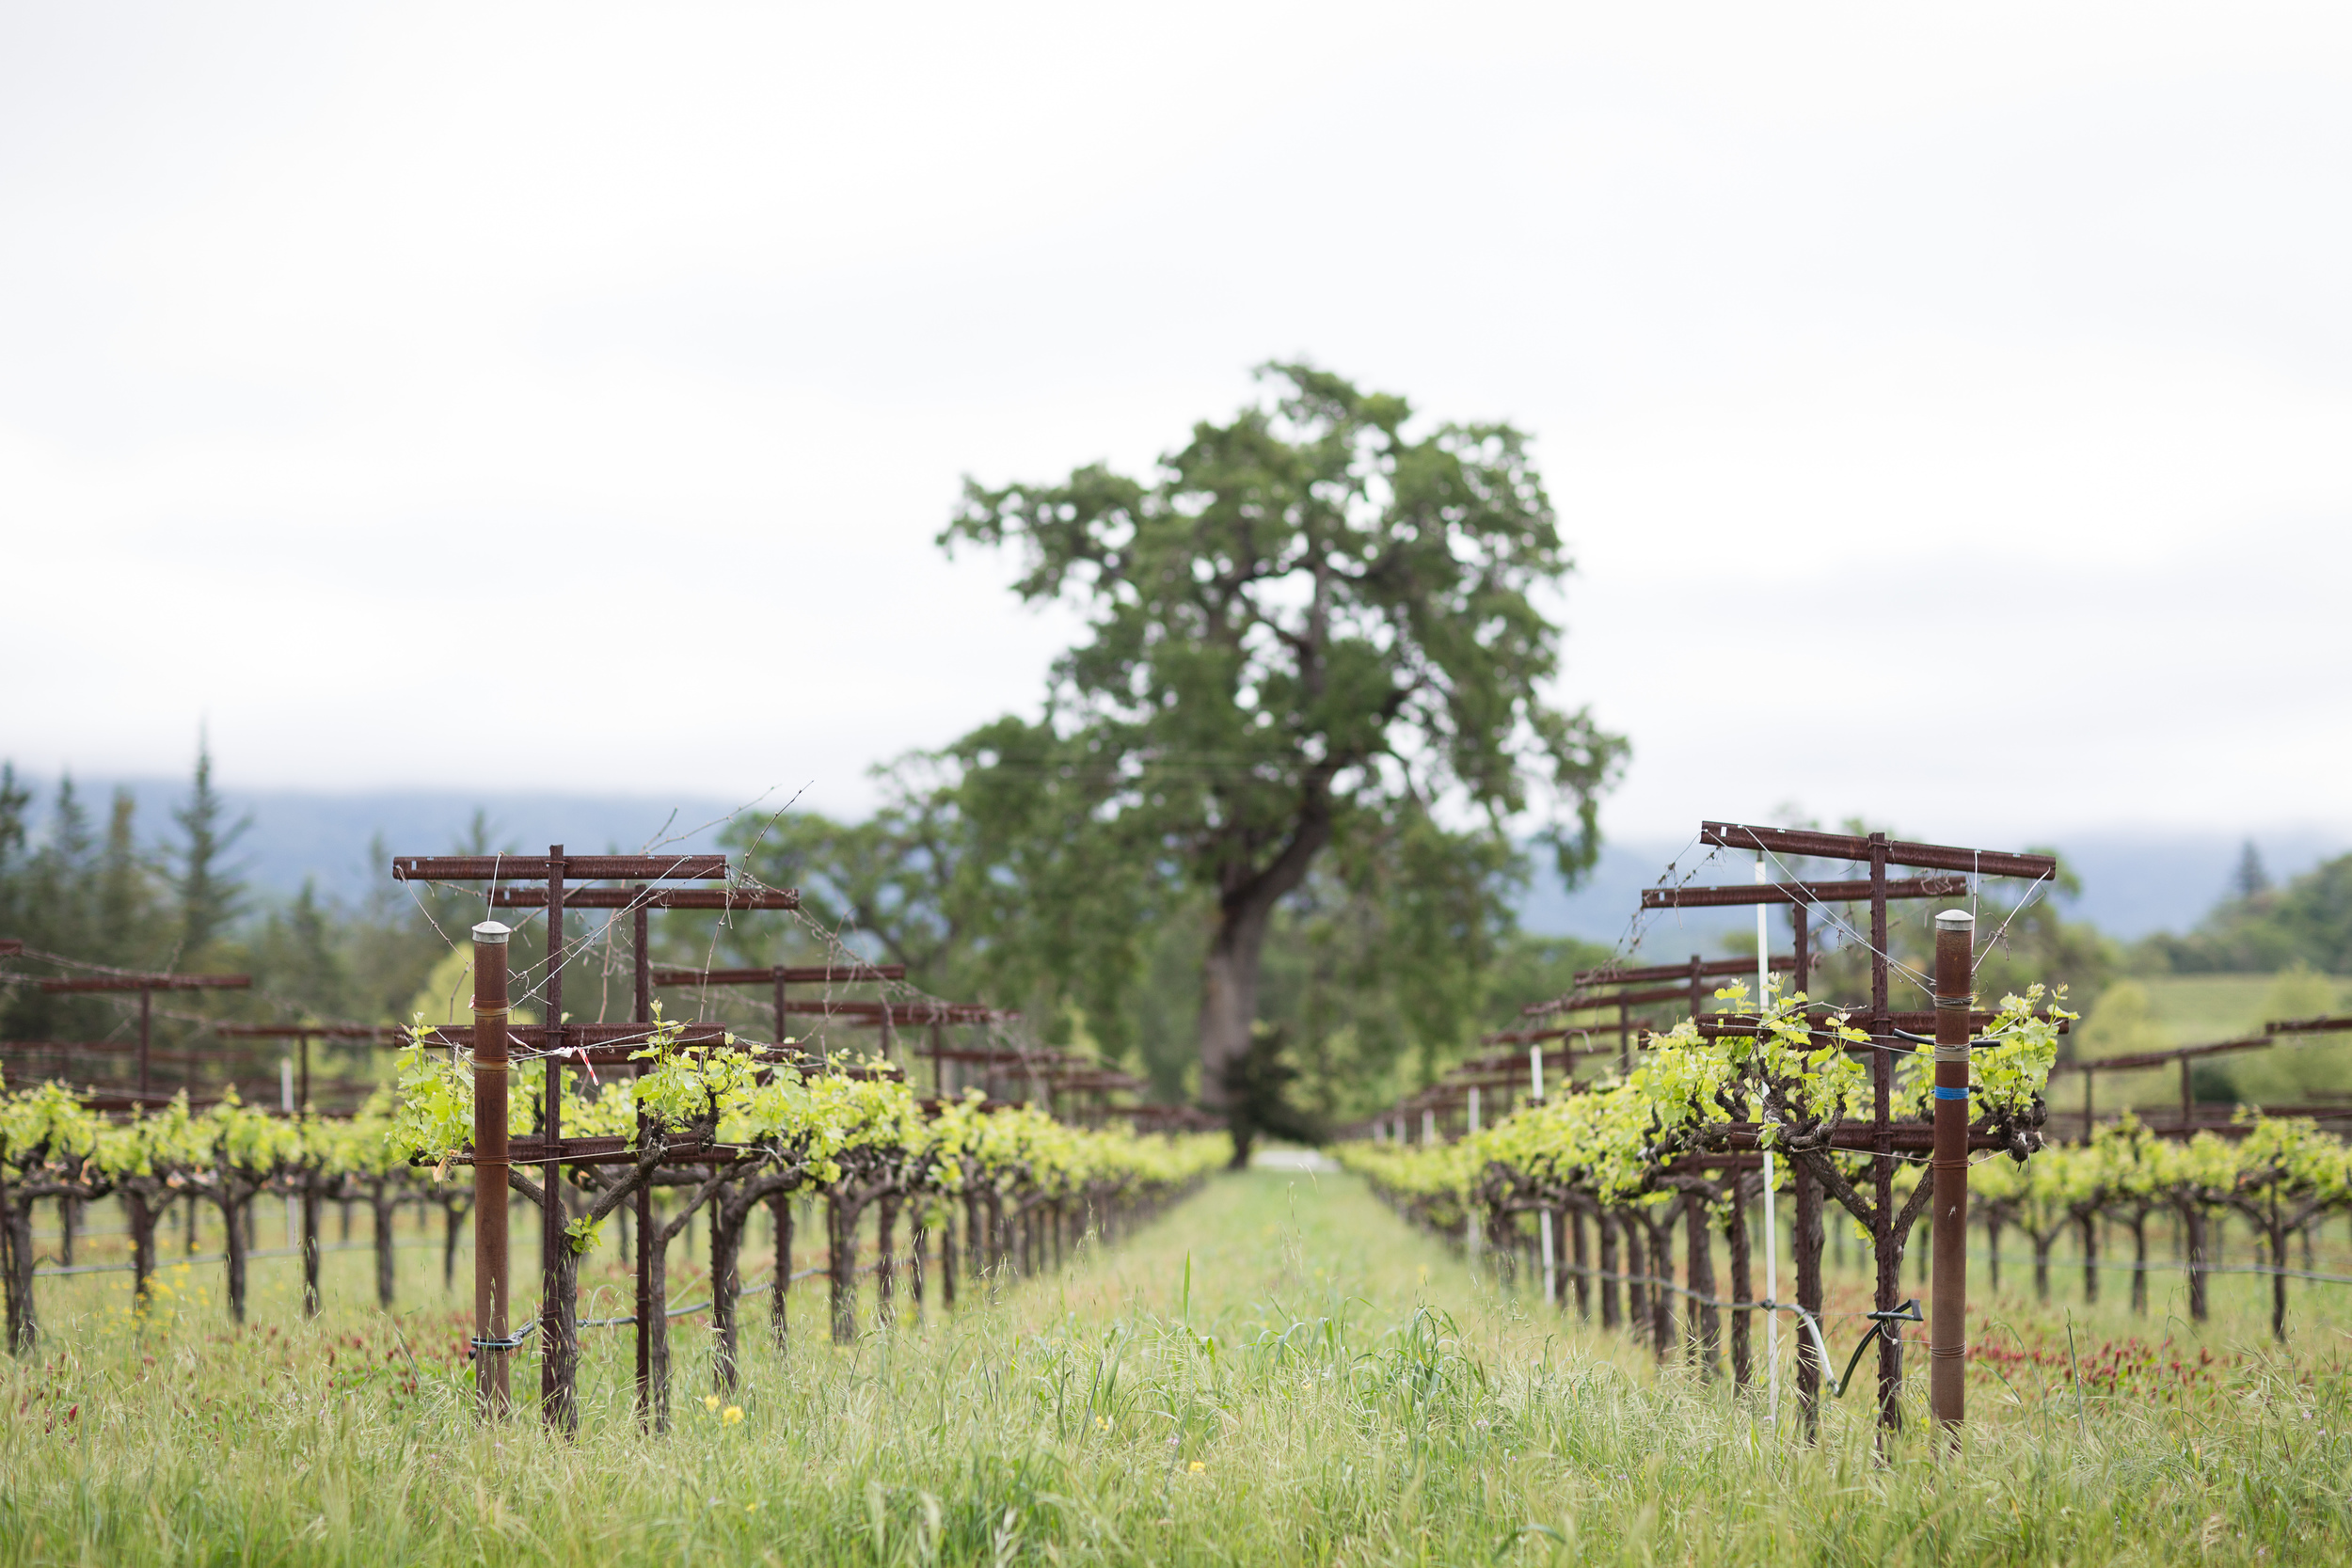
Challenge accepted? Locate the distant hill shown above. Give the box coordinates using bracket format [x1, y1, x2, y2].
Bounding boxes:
[56, 778, 749, 903]
[2136, 850, 2352, 974]
[1517, 829, 2352, 954]
[21, 777, 2348, 953]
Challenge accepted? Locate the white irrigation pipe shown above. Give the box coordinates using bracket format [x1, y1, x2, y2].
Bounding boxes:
[1532, 1045, 1555, 1308]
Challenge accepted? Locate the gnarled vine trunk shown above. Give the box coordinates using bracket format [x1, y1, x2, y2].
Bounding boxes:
[1724, 1182, 1752, 1390]
[2179, 1201, 2209, 1321]
[770, 1192, 793, 1353]
[1568, 1205, 1591, 1321]
[1683, 1193, 1717, 1379]
[2128, 1212, 2150, 1316]
[829, 1194, 859, 1344]
[1793, 1160, 1825, 1437]
[875, 1196, 898, 1324]
[709, 1188, 747, 1391]
[0, 1183, 37, 1356]
[1642, 1209, 1677, 1363]
[125, 1183, 162, 1307]
[215, 1183, 253, 1324]
[1597, 1212, 1620, 1330]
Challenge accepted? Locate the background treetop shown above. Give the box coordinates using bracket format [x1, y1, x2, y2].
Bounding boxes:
[942, 362, 1625, 873]
[940, 363, 1626, 1125]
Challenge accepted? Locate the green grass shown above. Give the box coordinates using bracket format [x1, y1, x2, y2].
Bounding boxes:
[2134, 975, 2352, 1049]
[5, 1171, 2350, 1565]
[2056, 973, 2352, 1117]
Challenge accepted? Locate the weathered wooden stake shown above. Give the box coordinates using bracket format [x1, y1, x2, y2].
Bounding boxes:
[1930, 908, 1975, 1436]
[472, 920, 513, 1418]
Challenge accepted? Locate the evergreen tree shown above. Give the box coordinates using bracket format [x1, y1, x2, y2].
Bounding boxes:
[96, 788, 162, 969]
[0, 765, 28, 875]
[169, 736, 250, 959]
[2233, 840, 2272, 901]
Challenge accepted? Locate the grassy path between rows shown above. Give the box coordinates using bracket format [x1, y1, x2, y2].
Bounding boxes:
[3, 1167, 2346, 1565]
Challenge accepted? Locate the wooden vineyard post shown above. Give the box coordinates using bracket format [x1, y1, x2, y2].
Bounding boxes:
[633, 890, 655, 1427]
[541, 847, 573, 1435]
[1531, 1045, 1555, 1308]
[1868, 832, 1900, 1434]
[1930, 908, 1974, 1436]
[472, 920, 514, 1419]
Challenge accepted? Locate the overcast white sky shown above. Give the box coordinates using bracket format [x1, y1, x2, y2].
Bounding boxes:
[4, 1, 2347, 847]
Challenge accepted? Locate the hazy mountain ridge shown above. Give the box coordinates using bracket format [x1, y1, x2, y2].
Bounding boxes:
[27, 778, 2348, 948]
[47, 779, 746, 903]
[1508, 830, 2351, 949]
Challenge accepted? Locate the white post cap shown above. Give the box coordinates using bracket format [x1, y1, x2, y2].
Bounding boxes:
[1934, 909, 1976, 931]
[471, 920, 513, 944]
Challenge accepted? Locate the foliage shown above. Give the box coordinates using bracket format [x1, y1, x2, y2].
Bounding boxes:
[1338, 979, 2074, 1219]
[935, 363, 1628, 1100]
[0, 760, 527, 1103]
[2139, 849, 2352, 974]
[167, 735, 251, 959]
[374, 1017, 1224, 1221]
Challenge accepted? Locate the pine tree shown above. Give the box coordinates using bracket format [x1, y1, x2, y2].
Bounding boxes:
[2233, 840, 2272, 901]
[170, 736, 251, 959]
[0, 765, 28, 872]
[33, 778, 97, 964]
[284, 879, 347, 1018]
[97, 788, 162, 969]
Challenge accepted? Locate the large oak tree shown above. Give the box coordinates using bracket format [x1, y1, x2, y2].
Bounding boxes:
[940, 365, 1624, 1108]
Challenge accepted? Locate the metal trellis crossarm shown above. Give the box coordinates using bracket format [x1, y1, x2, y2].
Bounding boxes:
[35, 972, 253, 1101]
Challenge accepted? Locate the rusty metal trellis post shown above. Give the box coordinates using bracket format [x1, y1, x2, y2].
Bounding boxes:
[1869, 832, 1898, 1433]
[36, 972, 252, 1101]
[632, 887, 655, 1426]
[472, 920, 513, 1419]
[541, 848, 568, 1432]
[1930, 908, 1974, 1435]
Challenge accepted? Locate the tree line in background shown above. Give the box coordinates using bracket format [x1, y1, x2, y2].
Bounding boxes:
[7, 366, 2350, 1136]
[0, 749, 525, 1099]
[721, 362, 1627, 1147]
[2136, 840, 2352, 975]
[6, 760, 2349, 1132]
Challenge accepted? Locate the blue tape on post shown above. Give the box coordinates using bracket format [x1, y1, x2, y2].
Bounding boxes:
[1932, 1085, 1972, 1100]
